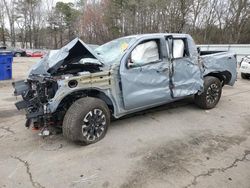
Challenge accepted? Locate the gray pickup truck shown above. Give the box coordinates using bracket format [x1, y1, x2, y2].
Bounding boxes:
[13, 33, 237, 145]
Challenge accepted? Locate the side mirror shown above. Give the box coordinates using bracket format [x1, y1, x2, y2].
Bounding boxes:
[128, 51, 140, 68]
[127, 58, 142, 68]
[128, 59, 134, 68]
[127, 57, 136, 68]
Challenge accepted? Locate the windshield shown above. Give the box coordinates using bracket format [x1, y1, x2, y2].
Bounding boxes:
[95, 37, 136, 64]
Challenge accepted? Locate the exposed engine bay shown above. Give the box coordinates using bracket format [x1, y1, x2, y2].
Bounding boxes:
[54, 62, 102, 76]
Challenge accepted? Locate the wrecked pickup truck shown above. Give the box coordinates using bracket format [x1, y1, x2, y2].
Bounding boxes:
[13, 34, 237, 145]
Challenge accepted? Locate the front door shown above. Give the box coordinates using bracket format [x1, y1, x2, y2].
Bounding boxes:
[120, 38, 171, 110]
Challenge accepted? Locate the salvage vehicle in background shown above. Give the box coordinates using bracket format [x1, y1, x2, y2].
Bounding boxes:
[239, 56, 250, 79]
[0, 46, 27, 57]
[13, 33, 237, 145]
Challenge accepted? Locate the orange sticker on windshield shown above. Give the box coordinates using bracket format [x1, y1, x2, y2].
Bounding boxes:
[121, 43, 128, 51]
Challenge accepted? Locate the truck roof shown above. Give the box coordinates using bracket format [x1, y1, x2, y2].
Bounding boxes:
[126, 33, 191, 39]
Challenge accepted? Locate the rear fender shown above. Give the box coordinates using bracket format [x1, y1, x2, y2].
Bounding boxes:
[202, 52, 237, 86]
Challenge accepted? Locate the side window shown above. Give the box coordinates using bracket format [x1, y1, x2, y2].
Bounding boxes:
[130, 40, 160, 67]
[173, 38, 189, 59]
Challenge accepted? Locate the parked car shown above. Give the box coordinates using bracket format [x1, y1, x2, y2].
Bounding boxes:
[239, 56, 250, 79]
[13, 33, 237, 145]
[0, 46, 27, 57]
[26, 50, 46, 58]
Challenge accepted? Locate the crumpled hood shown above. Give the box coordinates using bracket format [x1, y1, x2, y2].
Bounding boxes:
[29, 38, 103, 76]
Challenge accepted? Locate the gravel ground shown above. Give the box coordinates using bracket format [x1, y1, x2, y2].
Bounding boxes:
[0, 57, 250, 188]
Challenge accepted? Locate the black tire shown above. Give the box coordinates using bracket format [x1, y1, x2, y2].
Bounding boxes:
[14, 52, 22, 57]
[63, 97, 110, 145]
[194, 76, 222, 109]
[241, 73, 248, 79]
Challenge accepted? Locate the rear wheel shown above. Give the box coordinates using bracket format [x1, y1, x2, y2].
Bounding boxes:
[63, 97, 110, 145]
[194, 76, 222, 109]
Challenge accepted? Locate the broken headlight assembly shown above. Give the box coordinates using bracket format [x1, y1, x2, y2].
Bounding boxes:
[13, 77, 58, 127]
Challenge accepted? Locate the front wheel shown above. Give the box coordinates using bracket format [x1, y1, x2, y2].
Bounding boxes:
[194, 76, 222, 109]
[63, 97, 110, 145]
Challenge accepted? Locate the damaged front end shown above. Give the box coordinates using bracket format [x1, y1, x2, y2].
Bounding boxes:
[12, 38, 104, 135]
[13, 76, 59, 130]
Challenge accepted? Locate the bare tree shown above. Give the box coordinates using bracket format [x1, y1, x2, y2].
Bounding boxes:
[227, 0, 250, 43]
[1, 0, 250, 48]
[0, 0, 6, 45]
[3, 0, 16, 47]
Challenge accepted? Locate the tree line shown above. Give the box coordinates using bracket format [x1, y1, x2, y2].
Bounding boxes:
[0, 0, 250, 49]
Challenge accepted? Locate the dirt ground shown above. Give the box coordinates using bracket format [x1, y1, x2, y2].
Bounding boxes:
[0, 57, 250, 188]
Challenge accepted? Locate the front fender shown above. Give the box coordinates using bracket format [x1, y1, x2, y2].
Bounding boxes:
[46, 81, 117, 116]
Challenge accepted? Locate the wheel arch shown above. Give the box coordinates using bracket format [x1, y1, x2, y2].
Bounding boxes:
[57, 88, 115, 114]
[204, 71, 232, 86]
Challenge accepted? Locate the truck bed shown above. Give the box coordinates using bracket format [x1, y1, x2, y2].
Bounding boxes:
[200, 50, 225, 56]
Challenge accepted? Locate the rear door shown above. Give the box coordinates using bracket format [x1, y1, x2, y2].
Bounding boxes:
[167, 36, 203, 98]
[120, 37, 171, 110]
